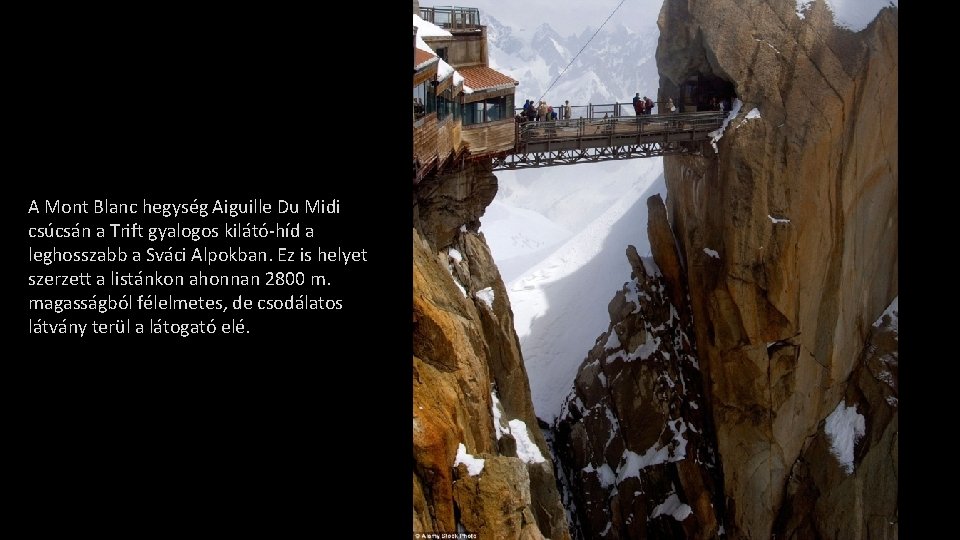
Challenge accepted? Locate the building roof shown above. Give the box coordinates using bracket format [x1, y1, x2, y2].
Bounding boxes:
[457, 66, 518, 92]
[414, 48, 438, 71]
[413, 14, 453, 39]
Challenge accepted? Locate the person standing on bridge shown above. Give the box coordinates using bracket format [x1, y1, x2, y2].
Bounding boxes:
[563, 100, 571, 120]
[644, 96, 654, 115]
[633, 93, 643, 116]
[538, 100, 548, 122]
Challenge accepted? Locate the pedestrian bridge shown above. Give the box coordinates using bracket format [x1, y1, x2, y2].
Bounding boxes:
[492, 111, 726, 170]
[413, 103, 727, 182]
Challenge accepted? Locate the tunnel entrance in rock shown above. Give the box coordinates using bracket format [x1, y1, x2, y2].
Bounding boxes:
[674, 74, 736, 113]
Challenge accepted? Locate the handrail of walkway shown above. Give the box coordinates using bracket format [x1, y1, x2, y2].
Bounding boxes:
[419, 6, 482, 30]
[514, 101, 701, 120]
[515, 111, 727, 146]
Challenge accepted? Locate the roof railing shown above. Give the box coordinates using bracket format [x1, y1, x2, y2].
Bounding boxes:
[419, 6, 482, 31]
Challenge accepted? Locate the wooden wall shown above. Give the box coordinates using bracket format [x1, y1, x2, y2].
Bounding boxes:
[423, 29, 487, 69]
[460, 119, 515, 156]
[414, 114, 439, 170]
[414, 114, 465, 175]
[446, 31, 486, 68]
[436, 117, 455, 161]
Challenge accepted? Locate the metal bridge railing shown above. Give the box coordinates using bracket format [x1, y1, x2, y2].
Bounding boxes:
[419, 6, 482, 30]
[515, 111, 727, 145]
[513, 101, 692, 121]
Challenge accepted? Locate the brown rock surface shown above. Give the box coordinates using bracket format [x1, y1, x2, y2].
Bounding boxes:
[554, 205, 726, 539]
[454, 456, 546, 540]
[773, 299, 898, 538]
[414, 160, 498, 250]
[656, 1, 898, 536]
[413, 161, 570, 540]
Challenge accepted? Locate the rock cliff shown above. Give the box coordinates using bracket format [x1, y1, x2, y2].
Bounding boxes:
[773, 298, 898, 539]
[554, 195, 726, 539]
[552, 1, 897, 537]
[413, 162, 570, 540]
[654, 0, 898, 537]
[413, 2, 898, 537]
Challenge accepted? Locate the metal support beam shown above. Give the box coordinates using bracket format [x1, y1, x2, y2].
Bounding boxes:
[492, 141, 706, 170]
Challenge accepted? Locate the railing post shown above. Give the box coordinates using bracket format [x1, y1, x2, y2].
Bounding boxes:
[515, 120, 520, 152]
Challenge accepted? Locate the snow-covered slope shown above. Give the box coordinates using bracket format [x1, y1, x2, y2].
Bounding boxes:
[479, 15, 667, 422]
[486, 164, 666, 421]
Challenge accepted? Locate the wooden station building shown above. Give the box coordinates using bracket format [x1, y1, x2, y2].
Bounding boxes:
[413, 3, 518, 183]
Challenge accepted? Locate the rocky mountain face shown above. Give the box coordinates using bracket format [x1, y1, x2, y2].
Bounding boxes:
[653, 0, 898, 537]
[553, 195, 726, 539]
[548, 1, 898, 537]
[414, 1, 897, 537]
[773, 300, 898, 538]
[413, 162, 570, 540]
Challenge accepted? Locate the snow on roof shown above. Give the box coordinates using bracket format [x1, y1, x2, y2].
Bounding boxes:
[437, 58, 454, 82]
[413, 14, 452, 38]
[414, 48, 438, 70]
[457, 65, 518, 92]
[412, 17, 460, 87]
[415, 33, 433, 55]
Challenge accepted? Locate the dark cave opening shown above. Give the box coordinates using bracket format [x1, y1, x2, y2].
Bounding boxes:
[664, 74, 736, 113]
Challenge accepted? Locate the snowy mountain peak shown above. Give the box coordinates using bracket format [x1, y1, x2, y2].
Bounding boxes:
[484, 16, 660, 106]
[531, 23, 563, 43]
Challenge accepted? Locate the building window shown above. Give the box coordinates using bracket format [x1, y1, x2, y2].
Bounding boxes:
[414, 82, 426, 119]
[463, 102, 482, 125]
[461, 94, 515, 125]
[413, 80, 436, 118]
[435, 47, 448, 62]
[437, 87, 453, 121]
